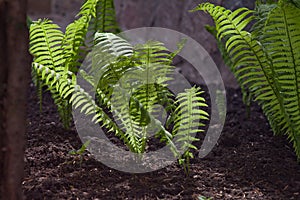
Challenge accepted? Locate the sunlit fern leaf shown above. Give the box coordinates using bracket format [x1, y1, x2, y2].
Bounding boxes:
[78, 0, 98, 18]
[63, 0, 100, 70]
[88, 0, 120, 38]
[172, 86, 208, 174]
[94, 32, 133, 58]
[92, 32, 133, 77]
[51, 91, 72, 129]
[205, 24, 253, 111]
[29, 19, 64, 69]
[32, 62, 132, 149]
[31, 67, 44, 112]
[96, 58, 133, 106]
[29, 19, 66, 120]
[193, 3, 285, 127]
[192, 4, 282, 132]
[130, 40, 184, 146]
[62, 0, 107, 73]
[193, 1, 300, 158]
[91, 32, 133, 103]
[133, 41, 175, 86]
[110, 83, 176, 154]
[29, 0, 119, 130]
[125, 41, 175, 127]
[251, 2, 277, 41]
[130, 84, 163, 127]
[260, 1, 300, 156]
[62, 16, 91, 73]
[109, 85, 145, 153]
[77, 33, 134, 136]
[91, 36, 180, 153]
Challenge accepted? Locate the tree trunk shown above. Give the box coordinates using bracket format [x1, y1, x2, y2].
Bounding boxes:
[0, 0, 30, 199]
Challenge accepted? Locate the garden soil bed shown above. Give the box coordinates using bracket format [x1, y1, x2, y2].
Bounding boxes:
[23, 84, 300, 199]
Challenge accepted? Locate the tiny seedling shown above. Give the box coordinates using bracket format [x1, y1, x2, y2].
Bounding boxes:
[68, 140, 91, 165]
[198, 195, 212, 200]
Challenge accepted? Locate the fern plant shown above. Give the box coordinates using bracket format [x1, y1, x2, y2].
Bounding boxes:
[80, 33, 209, 173]
[192, 0, 300, 158]
[29, 0, 119, 129]
[29, 0, 209, 171]
[31, 32, 209, 173]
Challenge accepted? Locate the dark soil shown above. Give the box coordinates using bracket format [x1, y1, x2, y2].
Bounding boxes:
[23, 84, 300, 199]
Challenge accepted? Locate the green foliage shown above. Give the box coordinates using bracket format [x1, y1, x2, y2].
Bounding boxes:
[198, 196, 212, 200]
[31, 30, 208, 172]
[174, 87, 209, 175]
[68, 140, 91, 165]
[69, 140, 91, 155]
[82, 33, 209, 169]
[29, 0, 120, 129]
[291, 0, 300, 8]
[88, 0, 120, 34]
[29, 0, 209, 170]
[192, 0, 300, 158]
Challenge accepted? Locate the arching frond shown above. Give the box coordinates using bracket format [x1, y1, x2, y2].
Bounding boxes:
[62, 16, 90, 73]
[260, 1, 300, 155]
[78, 0, 99, 18]
[32, 62, 130, 147]
[29, 19, 67, 122]
[89, 0, 120, 34]
[91, 32, 134, 106]
[133, 41, 175, 86]
[172, 86, 208, 175]
[193, 1, 300, 157]
[29, 19, 64, 69]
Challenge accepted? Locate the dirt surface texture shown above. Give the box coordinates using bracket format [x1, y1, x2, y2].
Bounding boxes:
[23, 83, 300, 200]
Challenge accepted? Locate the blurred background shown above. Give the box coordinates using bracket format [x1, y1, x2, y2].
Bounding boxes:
[27, 0, 255, 88]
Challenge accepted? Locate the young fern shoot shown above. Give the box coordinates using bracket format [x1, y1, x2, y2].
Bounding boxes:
[173, 87, 209, 175]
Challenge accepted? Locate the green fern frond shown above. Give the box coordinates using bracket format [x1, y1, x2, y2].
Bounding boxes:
[31, 67, 44, 112]
[260, 1, 300, 155]
[91, 33, 134, 104]
[88, 34, 183, 154]
[173, 86, 208, 146]
[94, 32, 133, 57]
[134, 41, 175, 86]
[193, 4, 282, 129]
[252, 1, 277, 40]
[193, 3, 286, 131]
[85, 0, 120, 47]
[193, 1, 300, 157]
[93, 33, 133, 79]
[29, 19, 66, 119]
[100, 40, 174, 153]
[29, 19, 64, 69]
[110, 86, 146, 153]
[125, 41, 175, 129]
[29, 1, 119, 130]
[80, 32, 143, 153]
[172, 86, 208, 174]
[89, 0, 120, 34]
[62, 16, 90, 73]
[78, 0, 99, 18]
[51, 91, 72, 129]
[32, 62, 132, 148]
[291, 0, 300, 8]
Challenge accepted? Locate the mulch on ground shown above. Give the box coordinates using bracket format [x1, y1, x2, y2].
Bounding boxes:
[23, 84, 300, 199]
